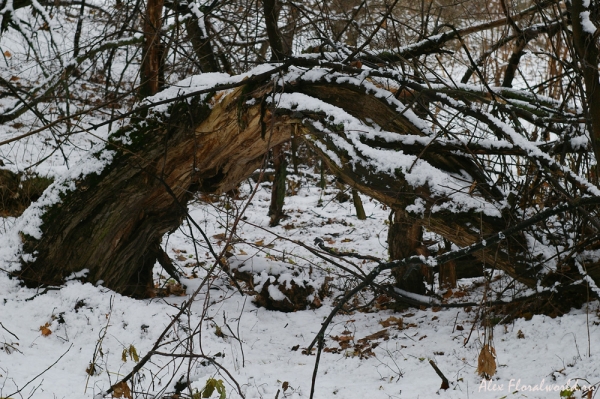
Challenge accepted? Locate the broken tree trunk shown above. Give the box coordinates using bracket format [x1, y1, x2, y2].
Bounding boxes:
[13, 64, 600, 297]
[16, 84, 294, 296]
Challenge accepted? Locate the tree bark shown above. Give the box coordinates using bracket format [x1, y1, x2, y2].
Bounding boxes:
[17, 85, 294, 296]
[268, 143, 287, 226]
[140, 0, 165, 98]
[185, 16, 220, 73]
[388, 209, 429, 294]
[570, 0, 600, 174]
[352, 189, 366, 220]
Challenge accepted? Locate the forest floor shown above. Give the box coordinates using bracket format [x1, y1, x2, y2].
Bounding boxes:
[1, 167, 599, 399]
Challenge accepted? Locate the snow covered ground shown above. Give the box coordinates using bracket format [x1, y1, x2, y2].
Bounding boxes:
[1, 170, 599, 399]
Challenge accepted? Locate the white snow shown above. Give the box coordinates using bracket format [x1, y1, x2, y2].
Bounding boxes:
[1, 171, 599, 399]
[580, 11, 597, 35]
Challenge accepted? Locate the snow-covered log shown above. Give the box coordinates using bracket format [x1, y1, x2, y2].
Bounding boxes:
[13, 63, 600, 297]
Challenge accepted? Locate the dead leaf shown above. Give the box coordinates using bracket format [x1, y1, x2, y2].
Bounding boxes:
[40, 322, 52, 336]
[112, 381, 132, 399]
[311, 296, 322, 308]
[282, 381, 289, 391]
[212, 233, 227, 240]
[128, 345, 139, 362]
[359, 329, 389, 342]
[517, 330, 525, 339]
[477, 344, 497, 378]
[86, 362, 97, 376]
[349, 60, 363, 68]
[3, 50, 11, 57]
[379, 316, 403, 329]
[331, 335, 354, 349]
[165, 282, 186, 296]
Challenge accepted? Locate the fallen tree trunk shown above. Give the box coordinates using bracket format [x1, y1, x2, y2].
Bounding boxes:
[16, 83, 295, 296]
[13, 65, 600, 297]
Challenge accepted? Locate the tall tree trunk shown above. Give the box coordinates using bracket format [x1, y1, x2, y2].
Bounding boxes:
[268, 143, 287, 226]
[185, 15, 220, 73]
[570, 0, 600, 176]
[263, 0, 296, 224]
[140, 0, 165, 98]
[262, 0, 285, 61]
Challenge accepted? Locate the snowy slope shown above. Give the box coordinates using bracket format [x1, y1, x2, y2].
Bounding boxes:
[1, 173, 599, 399]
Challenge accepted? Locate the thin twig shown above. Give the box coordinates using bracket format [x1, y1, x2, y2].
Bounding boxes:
[0, 322, 19, 340]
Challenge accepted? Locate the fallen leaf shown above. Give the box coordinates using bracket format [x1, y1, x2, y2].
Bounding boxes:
[3, 50, 11, 57]
[212, 233, 227, 240]
[359, 329, 389, 342]
[40, 322, 52, 336]
[379, 316, 403, 329]
[112, 381, 132, 399]
[86, 362, 97, 376]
